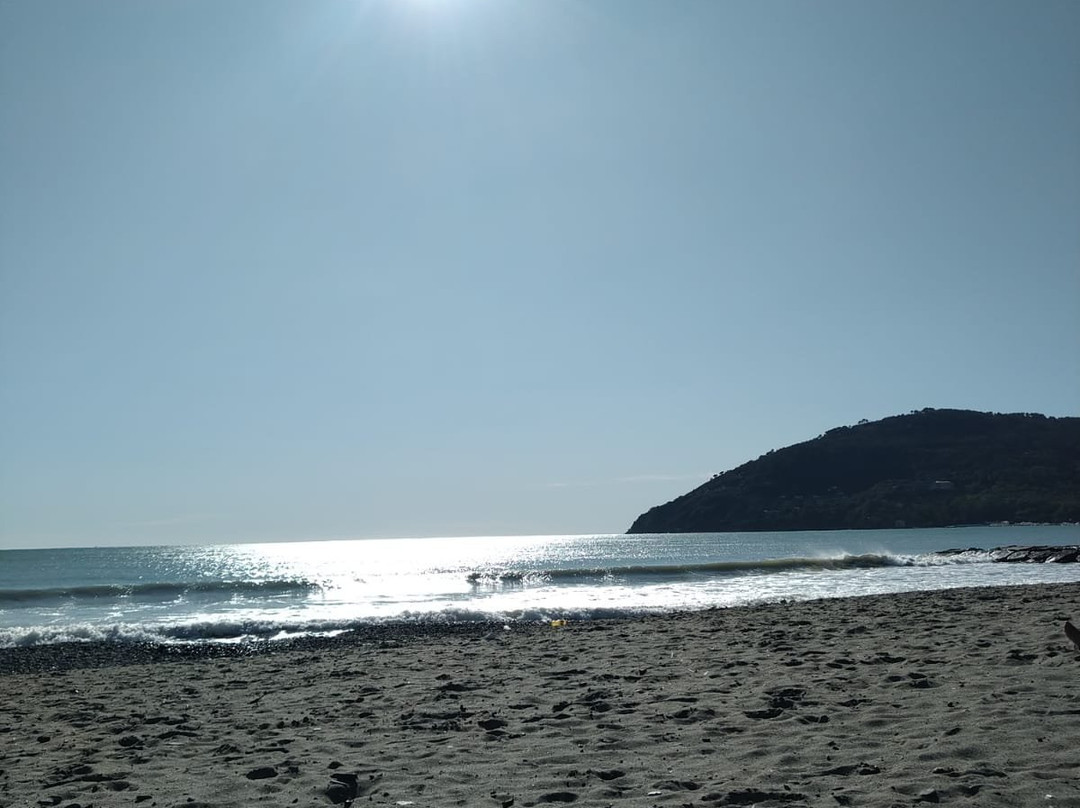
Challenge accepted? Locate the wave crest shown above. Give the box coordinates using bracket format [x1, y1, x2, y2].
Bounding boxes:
[0, 578, 319, 606]
[464, 551, 994, 586]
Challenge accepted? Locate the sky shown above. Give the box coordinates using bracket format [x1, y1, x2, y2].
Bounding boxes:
[1, 0, 1078, 549]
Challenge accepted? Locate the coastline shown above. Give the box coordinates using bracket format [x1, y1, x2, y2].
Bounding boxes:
[2, 582, 1079, 807]
[4, 531, 1079, 649]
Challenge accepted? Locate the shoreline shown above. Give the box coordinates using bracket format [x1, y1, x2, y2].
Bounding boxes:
[2, 581, 1079, 675]
[3, 582, 1079, 807]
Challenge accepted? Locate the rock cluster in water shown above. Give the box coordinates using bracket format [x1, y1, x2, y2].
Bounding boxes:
[936, 545, 1080, 563]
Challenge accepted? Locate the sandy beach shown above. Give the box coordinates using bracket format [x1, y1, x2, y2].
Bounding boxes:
[2, 583, 1079, 808]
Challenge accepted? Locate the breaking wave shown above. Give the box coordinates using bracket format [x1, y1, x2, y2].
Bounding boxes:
[0, 606, 671, 648]
[465, 551, 994, 586]
[0, 579, 319, 606]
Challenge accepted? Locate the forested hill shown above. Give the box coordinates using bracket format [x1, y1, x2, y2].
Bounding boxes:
[627, 409, 1080, 533]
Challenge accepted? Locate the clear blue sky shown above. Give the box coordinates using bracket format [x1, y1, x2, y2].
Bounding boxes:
[1, 0, 1077, 549]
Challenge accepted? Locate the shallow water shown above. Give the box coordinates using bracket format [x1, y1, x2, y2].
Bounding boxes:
[1, 525, 1077, 646]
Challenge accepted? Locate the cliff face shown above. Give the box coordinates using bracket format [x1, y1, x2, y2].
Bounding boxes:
[627, 409, 1080, 533]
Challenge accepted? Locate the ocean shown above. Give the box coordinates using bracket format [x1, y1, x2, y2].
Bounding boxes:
[1, 525, 1078, 648]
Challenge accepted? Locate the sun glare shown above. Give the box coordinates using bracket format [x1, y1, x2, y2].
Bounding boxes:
[400, 0, 458, 15]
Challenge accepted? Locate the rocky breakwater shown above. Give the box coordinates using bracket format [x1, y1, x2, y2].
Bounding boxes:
[937, 545, 1080, 563]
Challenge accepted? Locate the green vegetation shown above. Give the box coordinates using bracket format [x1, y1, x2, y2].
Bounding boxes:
[628, 409, 1080, 533]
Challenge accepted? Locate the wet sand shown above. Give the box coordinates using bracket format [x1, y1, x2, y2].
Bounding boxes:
[2, 583, 1079, 807]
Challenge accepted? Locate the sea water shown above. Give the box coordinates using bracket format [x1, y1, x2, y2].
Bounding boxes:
[1, 526, 1078, 647]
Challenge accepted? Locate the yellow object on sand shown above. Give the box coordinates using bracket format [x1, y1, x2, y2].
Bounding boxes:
[550, 619, 568, 628]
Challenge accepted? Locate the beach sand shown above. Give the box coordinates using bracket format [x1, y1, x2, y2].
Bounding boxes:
[2, 583, 1079, 808]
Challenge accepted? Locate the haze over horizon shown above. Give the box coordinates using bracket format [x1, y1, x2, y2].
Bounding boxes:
[2, 0, 1078, 550]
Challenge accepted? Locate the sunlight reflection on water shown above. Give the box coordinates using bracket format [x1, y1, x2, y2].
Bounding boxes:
[1, 526, 1077, 645]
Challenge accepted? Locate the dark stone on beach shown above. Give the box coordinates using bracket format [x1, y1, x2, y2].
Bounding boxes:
[478, 718, 508, 731]
[328, 785, 355, 804]
[326, 771, 372, 804]
[118, 735, 142, 747]
[245, 766, 277, 780]
[537, 793, 578, 803]
[915, 788, 940, 803]
[326, 772, 363, 804]
[326, 782, 354, 804]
